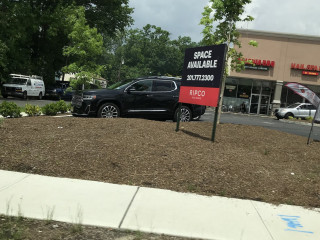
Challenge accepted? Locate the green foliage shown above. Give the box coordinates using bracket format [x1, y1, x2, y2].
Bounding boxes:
[103, 25, 198, 84]
[62, 6, 105, 90]
[0, 101, 21, 118]
[41, 100, 69, 116]
[55, 100, 69, 113]
[42, 103, 59, 116]
[249, 40, 258, 47]
[199, 0, 254, 123]
[288, 116, 294, 119]
[0, 1, 132, 85]
[25, 104, 41, 117]
[200, 0, 254, 72]
[306, 116, 313, 121]
[0, 215, 26, 240]
[0, 118, 4, 127]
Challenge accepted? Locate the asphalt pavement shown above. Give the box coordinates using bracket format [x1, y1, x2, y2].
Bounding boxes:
[202, 109, 320, 141]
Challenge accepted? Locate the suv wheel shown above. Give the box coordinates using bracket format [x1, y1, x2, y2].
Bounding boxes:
[38, 92, 43, 100]
[23, 91, 27, 100]
[174, 106, 192, 122]
[98, 103, 120, 118]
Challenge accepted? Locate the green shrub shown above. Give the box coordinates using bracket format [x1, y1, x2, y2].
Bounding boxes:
[306, 116, 313, 121]
[25, 104, 41, 116]
[42, 103, 58, 116]
[67, 103, 72, 112]
[55, 100, 68, 113]
[0, 101, 21, 118]
[288, 116, 294, 119]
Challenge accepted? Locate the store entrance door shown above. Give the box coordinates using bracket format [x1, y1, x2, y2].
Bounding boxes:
[259, 95, 270, 115]
[249, 94, 270, 114]
[250, 94, 259, 114]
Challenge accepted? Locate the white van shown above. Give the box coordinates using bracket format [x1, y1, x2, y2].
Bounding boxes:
[1, 74, 45, 100]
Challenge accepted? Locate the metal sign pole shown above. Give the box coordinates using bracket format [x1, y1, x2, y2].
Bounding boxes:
[175, 103, 182, 132]
[211, 104, 219, 142]
[307, 108, 318, 145]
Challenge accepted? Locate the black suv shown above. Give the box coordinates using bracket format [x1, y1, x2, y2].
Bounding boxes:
[71, 76, 206, 121]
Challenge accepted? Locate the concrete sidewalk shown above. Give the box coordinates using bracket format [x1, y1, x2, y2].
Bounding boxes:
[0, 170, 319, 240]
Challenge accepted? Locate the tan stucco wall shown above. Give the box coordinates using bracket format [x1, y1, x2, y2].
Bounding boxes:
[230, 30, 320, 86]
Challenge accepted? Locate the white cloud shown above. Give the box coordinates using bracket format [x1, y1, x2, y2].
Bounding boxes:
[129, 0, 320, 43]
[129, 0, 210, 42]
[239, 0, 320, 36]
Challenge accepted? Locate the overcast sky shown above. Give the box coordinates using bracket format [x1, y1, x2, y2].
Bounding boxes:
[129, 0, 320, 42]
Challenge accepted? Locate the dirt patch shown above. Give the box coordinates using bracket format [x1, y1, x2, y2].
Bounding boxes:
[1, 116, 320, 208]
[0, 215, 185, 240]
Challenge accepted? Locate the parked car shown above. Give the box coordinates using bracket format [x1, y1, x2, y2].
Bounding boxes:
[45, 81, 70, 100]
[1, 74, 45, 99]
[274, 103, 316, 119]
[71, 76, 206, 121]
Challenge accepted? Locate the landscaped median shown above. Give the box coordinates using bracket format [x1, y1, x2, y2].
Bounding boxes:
[0, 100, 71, 118]
[0, 116, 320, 209]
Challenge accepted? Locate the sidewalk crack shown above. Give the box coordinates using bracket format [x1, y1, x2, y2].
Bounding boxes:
[250, 201, 275, 240]
[118, 186, 140, 228]
[0, 174, 31, 192]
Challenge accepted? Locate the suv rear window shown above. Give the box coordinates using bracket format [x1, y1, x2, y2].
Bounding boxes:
[153, 80, 175, 92]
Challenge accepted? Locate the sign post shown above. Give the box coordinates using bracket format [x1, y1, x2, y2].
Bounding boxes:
[176, 44, 227, 141]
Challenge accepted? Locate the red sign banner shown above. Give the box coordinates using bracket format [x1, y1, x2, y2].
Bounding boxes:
[179, 86, 220, 106]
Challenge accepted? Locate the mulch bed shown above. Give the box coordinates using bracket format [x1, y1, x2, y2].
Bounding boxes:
[1, 116, 320, 208]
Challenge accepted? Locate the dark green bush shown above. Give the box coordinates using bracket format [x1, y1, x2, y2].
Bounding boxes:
[42, 103, 58, 116]
[55, 100, 68, 113]
[0, 101, 21, 118]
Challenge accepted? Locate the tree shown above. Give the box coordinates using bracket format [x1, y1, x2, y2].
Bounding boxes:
[73, 0, 133, 37]
[200, 0, 255, 123]
[0, 0, 133, 85]
[102, 25, 198, 84]
[62, 6, 105, 90]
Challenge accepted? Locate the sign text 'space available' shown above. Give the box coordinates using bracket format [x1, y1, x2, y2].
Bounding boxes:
[179, 44, 227, 107]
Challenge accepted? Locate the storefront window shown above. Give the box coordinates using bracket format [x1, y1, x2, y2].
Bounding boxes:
[262, 81, 273, 95]
[252, 81, 261, 94]
[237, 79, 252, 99]
[307, 85, 320, 96]
[224, 84, 237, 97]
[281, 83, 303, 107]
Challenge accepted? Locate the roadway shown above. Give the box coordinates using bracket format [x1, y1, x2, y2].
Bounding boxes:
[202, 109, 320, 141]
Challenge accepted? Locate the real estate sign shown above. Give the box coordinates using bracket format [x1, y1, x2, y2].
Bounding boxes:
[179, 44, 227, 107]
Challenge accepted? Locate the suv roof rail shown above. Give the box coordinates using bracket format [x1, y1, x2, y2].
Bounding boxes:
[135, 76, 181, 80]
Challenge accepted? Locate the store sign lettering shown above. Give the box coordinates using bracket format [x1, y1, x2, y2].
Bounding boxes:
[240, 58, 275, 67]
[291, 63, 320, 72]
[302, 71, 319, 76]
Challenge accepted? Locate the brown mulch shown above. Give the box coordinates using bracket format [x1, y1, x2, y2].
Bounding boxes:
[0, 116, 320, 209]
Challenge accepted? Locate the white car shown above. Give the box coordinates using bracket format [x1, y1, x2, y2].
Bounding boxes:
[275, 103, 316, 119]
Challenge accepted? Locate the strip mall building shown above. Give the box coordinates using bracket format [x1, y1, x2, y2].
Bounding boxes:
[225, 29, 320, 115]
